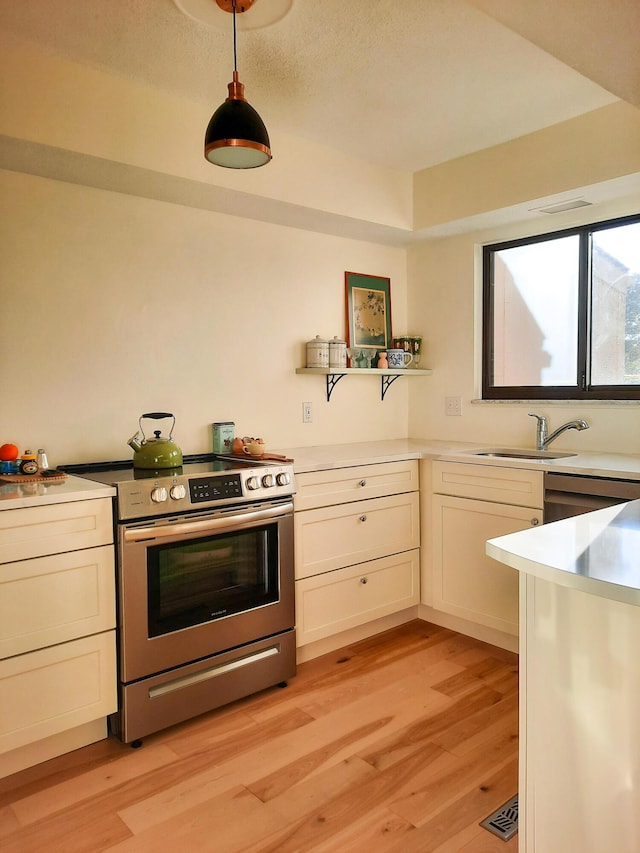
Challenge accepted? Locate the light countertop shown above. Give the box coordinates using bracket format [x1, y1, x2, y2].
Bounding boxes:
[0, 474, 115, 510]
[487, 500, 640, 607]
[6, 437, 640, 509]
[277, 438, 640, 480]
[277, 439, 480, 473]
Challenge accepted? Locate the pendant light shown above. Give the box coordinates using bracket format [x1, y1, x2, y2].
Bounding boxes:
[204, 0, 272, 168]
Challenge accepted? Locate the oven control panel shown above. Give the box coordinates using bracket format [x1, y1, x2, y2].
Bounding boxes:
[189, 474, 243, 504]
[116, 463, 295, 520]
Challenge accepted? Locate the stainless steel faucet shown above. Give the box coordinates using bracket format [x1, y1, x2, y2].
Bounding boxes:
[528, 413, 589, 450]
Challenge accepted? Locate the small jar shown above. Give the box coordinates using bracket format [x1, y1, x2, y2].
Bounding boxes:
[37, 449, 49, 471]
[328, 336, 347, 369]
[306, 335, 329, 368]
[19, 450, 39, 475]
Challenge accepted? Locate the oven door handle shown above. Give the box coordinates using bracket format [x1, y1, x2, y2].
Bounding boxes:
[123, 501, 294, 542]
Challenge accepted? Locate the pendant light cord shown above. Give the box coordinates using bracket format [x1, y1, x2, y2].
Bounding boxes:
[232, 0, 238, 73]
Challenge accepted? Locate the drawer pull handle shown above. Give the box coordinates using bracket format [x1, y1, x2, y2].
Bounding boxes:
[359, 514, 367, 522]
[531, 517, 540, 526]
[360, 577, 368, 584]
[358, 479, 367, 487]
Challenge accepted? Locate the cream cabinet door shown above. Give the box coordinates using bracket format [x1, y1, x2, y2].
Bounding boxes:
[0, 631, 117, 754]
[296, 550, 420, 645]
[294, 492, 420, 579]
[0, 498, 113, 564]
[294, 460, 419, 511]
[431, 493, 542, 635]
[432, 461, 543, 508]
[0, 545, 116, 658]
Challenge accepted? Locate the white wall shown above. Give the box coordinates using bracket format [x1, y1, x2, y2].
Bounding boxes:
[0, 169, 409, 465]
[408, 194, 640, 455]
[3, 30, 640, 464]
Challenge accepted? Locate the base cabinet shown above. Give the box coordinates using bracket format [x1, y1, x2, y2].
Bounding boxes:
[296, 549, 420, 645]
[0, 631, 117, 755]
[294, 460, 420, 649]
[430, 462, 543, 637]
[0, 497, 117, 776]
[520, 573, 640, 852]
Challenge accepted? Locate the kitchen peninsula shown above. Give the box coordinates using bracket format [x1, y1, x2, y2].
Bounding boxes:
[487, 502, 640, 853]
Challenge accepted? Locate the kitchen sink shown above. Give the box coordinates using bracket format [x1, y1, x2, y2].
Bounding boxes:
[474, 448, 577, 460]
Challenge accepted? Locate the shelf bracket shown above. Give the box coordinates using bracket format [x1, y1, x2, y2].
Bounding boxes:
[381, 374, 402, 400]
[325, 373, 346, 401]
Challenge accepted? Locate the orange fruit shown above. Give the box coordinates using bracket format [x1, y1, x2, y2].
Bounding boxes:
[0, 443, 19, 461]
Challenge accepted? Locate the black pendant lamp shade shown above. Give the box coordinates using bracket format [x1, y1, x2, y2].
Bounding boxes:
[205, 72, 271, 168]
[204, 1, 272, 169]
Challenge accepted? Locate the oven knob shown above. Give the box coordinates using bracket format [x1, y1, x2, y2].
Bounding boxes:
[261, 474, 276, 488]
[151, 486, 168, 503]
[246, 476, 261, 490]
[170, 484, 186, 500]
[276, 472, 291, 486]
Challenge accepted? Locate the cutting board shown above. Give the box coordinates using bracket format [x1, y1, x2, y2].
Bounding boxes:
[0, 472, 68, 483]
[222, 453, 294, 463]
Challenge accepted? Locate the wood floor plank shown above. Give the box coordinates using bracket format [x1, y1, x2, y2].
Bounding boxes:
[0, 805, 20, 839]
[259, 755, 378, 825]
[275, 805, 415, 853]
[273, 656, 464, 723]
[386, 757, 518, 852]
[357, 683, 504, 772]
[431, 695, 518, 757]
[1, 804, 132, 853]
[109, 785, 274, 853]
[0, 622, 520, 853]
[232, 742, 449, 853]
[387, 732, 518, 827]
[455, 826, 519, 851]
[9, 744, 177, 826]
[119, 672, 451, 834]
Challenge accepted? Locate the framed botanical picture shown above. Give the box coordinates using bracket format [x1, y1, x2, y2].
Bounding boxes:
[345, 271, 392, 364]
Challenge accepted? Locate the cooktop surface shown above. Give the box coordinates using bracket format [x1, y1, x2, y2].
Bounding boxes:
[59, 454, 275, 484]
[59, 454, 295, 520]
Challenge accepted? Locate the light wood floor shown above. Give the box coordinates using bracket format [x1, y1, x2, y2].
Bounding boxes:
[0, 620, 519, 852]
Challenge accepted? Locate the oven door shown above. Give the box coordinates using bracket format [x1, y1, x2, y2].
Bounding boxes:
[118, 499, 294, 683]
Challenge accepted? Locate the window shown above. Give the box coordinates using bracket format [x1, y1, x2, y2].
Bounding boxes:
[482, 214, 640, 400]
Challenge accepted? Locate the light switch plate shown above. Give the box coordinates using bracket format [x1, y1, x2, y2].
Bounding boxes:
[303, 402, 313, 423]
[445, 396, 462, 416]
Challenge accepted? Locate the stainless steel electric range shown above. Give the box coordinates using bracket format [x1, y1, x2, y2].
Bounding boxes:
[60, 454, 296, 745]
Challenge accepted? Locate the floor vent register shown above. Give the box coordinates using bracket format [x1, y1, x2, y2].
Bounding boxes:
[480, 793, 518, 841]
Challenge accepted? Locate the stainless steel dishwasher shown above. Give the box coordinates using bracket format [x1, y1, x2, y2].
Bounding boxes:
[544, 472, 640, 522]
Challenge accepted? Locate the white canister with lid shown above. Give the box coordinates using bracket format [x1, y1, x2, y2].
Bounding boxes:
[306, 335, 329, 368]
[328, 336, 347, 368]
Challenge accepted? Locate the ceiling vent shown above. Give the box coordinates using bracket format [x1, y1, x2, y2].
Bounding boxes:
[530, 198, 593, 215]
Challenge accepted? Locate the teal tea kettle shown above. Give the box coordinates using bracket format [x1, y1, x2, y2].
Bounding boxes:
[127, 412, 183, 469]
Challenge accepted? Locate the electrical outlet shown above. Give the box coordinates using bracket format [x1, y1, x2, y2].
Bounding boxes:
[445, 396, 462, 416]
[302, 402, 313, 423]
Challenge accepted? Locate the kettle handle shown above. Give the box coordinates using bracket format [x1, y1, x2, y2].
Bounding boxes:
[139, 412, 176, 440]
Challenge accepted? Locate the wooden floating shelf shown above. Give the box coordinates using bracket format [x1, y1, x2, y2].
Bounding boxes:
[295, 367, 433, 401]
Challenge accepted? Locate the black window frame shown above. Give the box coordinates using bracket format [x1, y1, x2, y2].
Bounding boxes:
[482, 212, 640, 401]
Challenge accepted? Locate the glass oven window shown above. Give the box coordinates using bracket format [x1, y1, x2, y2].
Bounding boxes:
[147, 524, 279, 637]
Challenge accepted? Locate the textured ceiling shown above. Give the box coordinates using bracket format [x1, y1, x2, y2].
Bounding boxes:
[1, 0, 634, 173]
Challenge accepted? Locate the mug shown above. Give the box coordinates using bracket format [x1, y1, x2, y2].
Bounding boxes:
[387, 348, 413, 368]
[243, 441, 266, 457]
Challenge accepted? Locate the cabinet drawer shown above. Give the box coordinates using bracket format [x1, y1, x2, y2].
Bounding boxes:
[0, 498, 114, 564]
[296, 549, 420, 646]
[0, 545, 115, 659]
[0, 631, 117, 754]
[432, 461, 543, 509]
[294, 460, 418, 511]
[294, 492, 420, 579]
